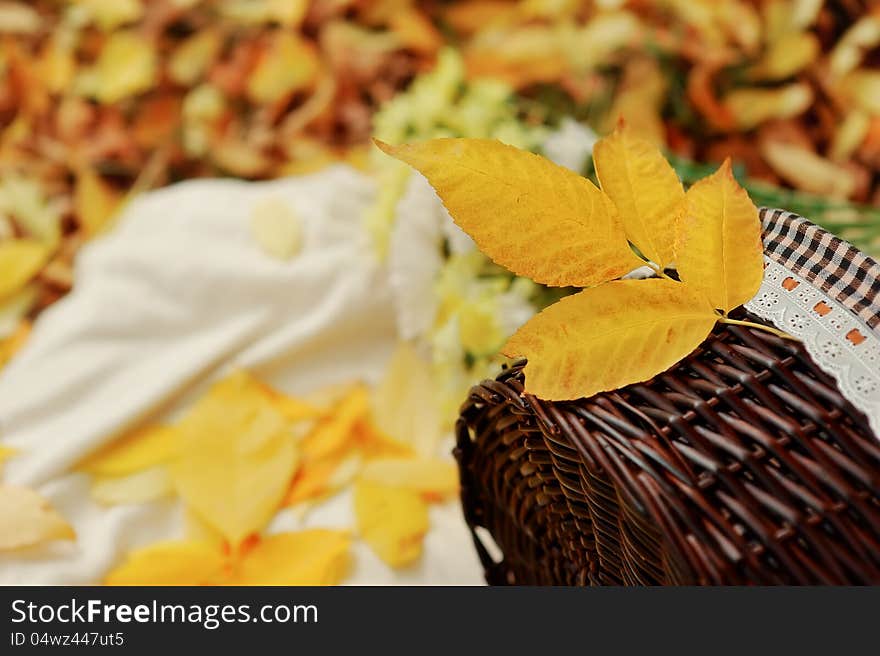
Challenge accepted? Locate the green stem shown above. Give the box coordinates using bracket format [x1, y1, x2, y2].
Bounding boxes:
[717, 317, 800, 341]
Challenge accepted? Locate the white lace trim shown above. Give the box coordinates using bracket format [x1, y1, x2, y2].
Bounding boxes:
[745, 258, 880, 438]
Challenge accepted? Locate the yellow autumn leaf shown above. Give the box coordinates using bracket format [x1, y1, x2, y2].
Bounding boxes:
[371, 342, 442, 457]
[79, 0, 143, 31]
[0, 239, 51, 301]
[300, 385, 369, 462]
[0, 484, 75, 551]
[90, 466, 174, 506]
[360, 458, 459, 499]
[285, 450, 361, 507]
[231, 530, 351, 585]
[254, 381, 322, 423]
[94, 31, 157, 104]
[593, 122, 685, 268]
[376, 138, 642, 287]
[355, 418, 415, 461]
[354, 480, 428, 568]
[251, 196, 303, 261]
[75, 168, 122, 237]
[676, 160, 765, 312]
[504, 278, 717, 400]
[105, 541, 227, 586]
[170, 371, 301, 546]
[760, 140, 856, 199]
[748, 31, 819, 81]
[247, 32, 318, 104]
[723, 83, 812, 130]
[78, 425, 176, 477]
[168, 29, 222, 86]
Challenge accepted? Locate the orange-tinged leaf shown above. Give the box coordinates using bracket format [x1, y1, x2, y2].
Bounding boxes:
[105, 541, 226, 585]
[89, 466, 174, 506]
[78, 425, 176, 477]
[504, 279, 717, 400]
[359, 458, 458, 499]
[594, 123, 685, 268]
[75, 168, 122, 237]
[0, 239, 51, 301]
[677, 160, 765, 312]
[0, 485, 75, 551]
[354, 480, 428, 568]
[170, 371, 301, 546]
[300, 385, 369, 462]
[376, 138, 641, 287]
[231, 530, 351, 585]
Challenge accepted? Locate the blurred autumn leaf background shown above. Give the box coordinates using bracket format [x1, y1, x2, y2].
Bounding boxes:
[1, 0, 879, 355]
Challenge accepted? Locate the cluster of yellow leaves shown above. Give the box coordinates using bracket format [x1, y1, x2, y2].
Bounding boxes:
[379, 123, 766, 400]
[89, 350, 457, 585]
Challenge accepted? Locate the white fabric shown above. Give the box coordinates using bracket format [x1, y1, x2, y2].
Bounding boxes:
[746, 257, 880, 437]
[0, 166, 484, 585]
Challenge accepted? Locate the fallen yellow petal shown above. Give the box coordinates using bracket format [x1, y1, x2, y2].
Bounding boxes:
[300, 384, 369, 462]
[232, 530, 351, 585]
[285, 450, 361, 507]
[251, 196, 303, 261]
[93, 30, 157, 104]
[89, 466, 174, 506]
[170, 370, 301, 546]
[105, 541, 226, 586]
[354, 480, 428, 568]
[75, 168, 123, 237]
[354, 418, 415, 461]
[360, 458, 459, 499]
[78, 425, 176, 477]
[0, 484, 75, 551]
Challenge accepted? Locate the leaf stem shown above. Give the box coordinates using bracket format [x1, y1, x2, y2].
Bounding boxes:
[717, 317, 800, 341]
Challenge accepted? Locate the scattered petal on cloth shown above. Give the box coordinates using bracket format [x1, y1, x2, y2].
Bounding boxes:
[0, 166, 483, 585]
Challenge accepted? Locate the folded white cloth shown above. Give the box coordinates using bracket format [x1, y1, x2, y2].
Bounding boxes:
[0, 165, 484, 585]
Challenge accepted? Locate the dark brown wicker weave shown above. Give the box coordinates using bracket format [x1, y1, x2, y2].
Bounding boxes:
[455, 309, 880, 585]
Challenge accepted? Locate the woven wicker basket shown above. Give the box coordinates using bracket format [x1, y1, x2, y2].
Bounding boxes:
[455, 216, 880, 585]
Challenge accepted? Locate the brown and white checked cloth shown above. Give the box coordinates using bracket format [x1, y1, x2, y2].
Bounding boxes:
[759, 208, 880, 335]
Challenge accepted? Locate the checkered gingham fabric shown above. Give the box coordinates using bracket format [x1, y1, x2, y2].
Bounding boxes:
[759, 208, 880, 335]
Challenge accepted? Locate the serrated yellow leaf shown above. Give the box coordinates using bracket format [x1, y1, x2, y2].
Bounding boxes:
[170, 371, 301, 546]
[504, 279, 717, 400]
[594, 123, 685, 268]
[360, 458, 458, 499]
[0, 239, 51, 301]
[0, 485, 75, 551]
[354, 480, 428, 568]
[75, 168, 122, 237]
[105, 541, 226, 585]
[376, 138, 641, 287]
[300, 385, 369, 462]
[251, 196, 303, 261]
[247, 32, 318, 104]
[231, 530, 351, 585]
[94, 31, 156, 104]
[676, 160, 764, 312]
[78, 425, 176, 477]
[89, 466, 174, 506]
[371, 343, 442, 457]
